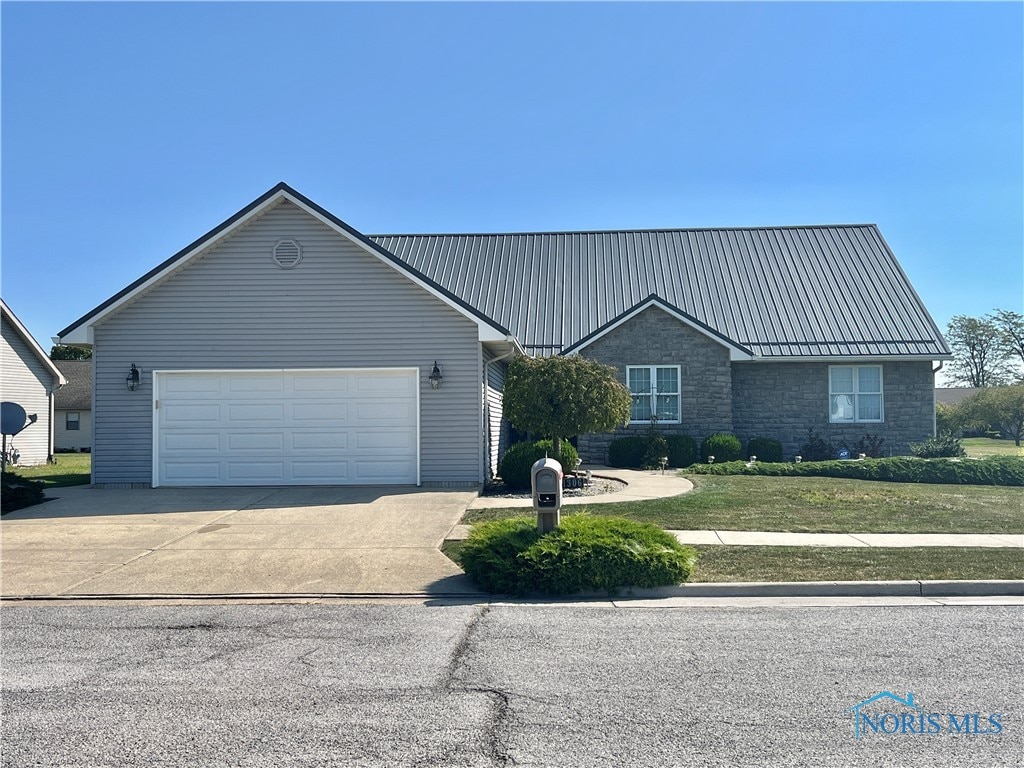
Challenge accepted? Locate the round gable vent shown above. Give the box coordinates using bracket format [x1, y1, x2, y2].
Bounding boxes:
[272, 239, 302, 268]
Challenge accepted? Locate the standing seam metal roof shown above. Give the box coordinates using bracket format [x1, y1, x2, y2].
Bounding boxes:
[370, 225, 949, 358]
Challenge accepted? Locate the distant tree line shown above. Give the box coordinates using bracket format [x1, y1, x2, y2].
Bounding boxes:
[945, 310, 1023, 387]
[49, 345, 91, 360]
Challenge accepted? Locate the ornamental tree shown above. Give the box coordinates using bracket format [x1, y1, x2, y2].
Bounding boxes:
[959, 385, 1024, 447]
[503, 355, 632, 459]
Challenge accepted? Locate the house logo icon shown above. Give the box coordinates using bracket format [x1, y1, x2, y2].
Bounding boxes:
[848, 692, 921, 740]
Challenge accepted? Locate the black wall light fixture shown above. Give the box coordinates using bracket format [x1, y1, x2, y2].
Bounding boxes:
[126, 363, 141, 391]
[429, 362, 443, 390]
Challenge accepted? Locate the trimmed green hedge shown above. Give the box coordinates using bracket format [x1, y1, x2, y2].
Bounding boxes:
[701, 433, 743, 463]
[458, 515, 698, 596]
[1, 472, 45, 513]
[498, 440, 579, 490]
[745, 437, 783, 463]
[667, 435, 698, 468]
[687, 455, 1024, 486]
[609, 434, 698, 469]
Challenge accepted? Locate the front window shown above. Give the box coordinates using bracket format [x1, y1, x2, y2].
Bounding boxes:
[627, 365, 681, 423]
[66, 412, 80, 431]
[829, 365, 883, 423]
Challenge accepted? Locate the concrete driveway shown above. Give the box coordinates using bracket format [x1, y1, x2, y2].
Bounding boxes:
[1, 485, 480, 597]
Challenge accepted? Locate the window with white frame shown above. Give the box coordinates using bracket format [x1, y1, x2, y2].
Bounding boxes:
[829, 365, 883, 423]
[66, 412, 80, 431]
[627, 365, 681, 423]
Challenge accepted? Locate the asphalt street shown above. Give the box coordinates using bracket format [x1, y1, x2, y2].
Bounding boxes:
[1, 602, 1020, 767]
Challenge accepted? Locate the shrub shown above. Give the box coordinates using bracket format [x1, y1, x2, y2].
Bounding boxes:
[666, 435, 698, 468]
[846, 434, 886, 459]
[799, 428, 835, 462]
[498, 440, 579, 490]
[641, 429, 670, 470]
[608, 436, 647, 468]
[458, 515, 698, 595]
[911, 433, 967, 459]
[701, 433, 742, 463]
[1, 472, 45, 513]
[687, 455, 1023, 486]
[745, 437, 783, 463]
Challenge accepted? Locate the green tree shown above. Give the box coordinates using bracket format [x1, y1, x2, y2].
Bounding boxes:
[49, 345, 92, 360]
[945, 315, 1010, 387]
[992, 309, 1024, 382]
[960, 385, 1024, 447]
[503, 355, 632, 457]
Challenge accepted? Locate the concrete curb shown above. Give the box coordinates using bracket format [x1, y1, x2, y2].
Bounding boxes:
[2, 580, 1021, 602]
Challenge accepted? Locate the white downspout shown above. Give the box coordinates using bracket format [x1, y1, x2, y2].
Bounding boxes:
[932, 361, 944, 436]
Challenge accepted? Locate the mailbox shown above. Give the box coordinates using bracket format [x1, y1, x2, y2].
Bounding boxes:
[531, 457, 563, 533]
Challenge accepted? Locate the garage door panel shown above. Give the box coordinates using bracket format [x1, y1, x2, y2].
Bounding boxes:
[156, 369, 417, 486]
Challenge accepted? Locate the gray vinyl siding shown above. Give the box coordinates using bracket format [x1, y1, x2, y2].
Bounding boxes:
[0, 319, 56, 465]
[55, 408, 92, 451]
[92, 200, 483, 486]
[483, 350, 508, 478]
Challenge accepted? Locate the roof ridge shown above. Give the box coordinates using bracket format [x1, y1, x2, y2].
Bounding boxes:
[369, 224, 879, 238]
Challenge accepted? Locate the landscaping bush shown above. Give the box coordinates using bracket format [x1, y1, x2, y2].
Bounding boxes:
[458, 515, 698, 595]
[701, 433, 742, 463]
[608, 436, 647, 468]
[640, 427, 670, 470]
[799, 428, 836, 462]
[687, 455, 1024, 486]
[498, 440, 579, 490]
[745, 437, 783, 463]
[847, 434, 886, 459]
[911, 433, 967, 459]
[666, 435, 698, 468]
[1, 472, 45, 513]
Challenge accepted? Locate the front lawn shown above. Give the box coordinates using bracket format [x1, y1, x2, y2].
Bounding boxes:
[12, 453, 91, 487]
[690, 546, 1024, 583]
[962, 437, 1023, 458]
[462, 475, 1024, 534]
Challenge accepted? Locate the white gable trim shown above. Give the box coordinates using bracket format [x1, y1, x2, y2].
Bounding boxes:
[58, 187, 512, 345]
[1, 300, 66, 386]
[563, 298, 754, 361]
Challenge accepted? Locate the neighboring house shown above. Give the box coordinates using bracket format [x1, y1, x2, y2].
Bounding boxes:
[57, 184, 950, 488]
[935, 387, 982, 406]
[1, 299, 66, 465]
[53, 360, 93, 452]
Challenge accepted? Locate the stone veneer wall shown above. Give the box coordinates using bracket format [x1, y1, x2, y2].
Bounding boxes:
[731, 360, 936, 459]
[577, 306, 733, 464]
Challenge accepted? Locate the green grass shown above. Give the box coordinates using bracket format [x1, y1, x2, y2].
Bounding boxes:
[441, 540, 1023, 583]
[962, 437, 1023, 458]
[12, 453, 91, 487]
[462, 475, 1024, 534]
[689, 546, 1024, 582]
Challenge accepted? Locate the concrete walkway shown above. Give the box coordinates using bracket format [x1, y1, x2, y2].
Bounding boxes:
[466, 467, 693, 509]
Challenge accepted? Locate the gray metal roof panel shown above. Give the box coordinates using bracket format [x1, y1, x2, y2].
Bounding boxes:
[370, 224, 950, 358]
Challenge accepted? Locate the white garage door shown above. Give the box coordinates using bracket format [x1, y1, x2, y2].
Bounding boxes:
[153, 369, 419, 487]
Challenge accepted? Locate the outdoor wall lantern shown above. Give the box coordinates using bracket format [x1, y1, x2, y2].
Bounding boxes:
[428, 362, 443, 390]
[126, 363, 141, 392]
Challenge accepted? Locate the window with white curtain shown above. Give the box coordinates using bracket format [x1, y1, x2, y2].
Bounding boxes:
[829, 365, 883, 423]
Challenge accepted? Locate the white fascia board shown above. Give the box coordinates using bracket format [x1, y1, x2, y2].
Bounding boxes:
[58, 193, 289, 346]
[58, 188, 512, 347]
[740, 355, 951, 363]
[1, 301, 67, 386]
[279, 191, 511, 343]
[567, 298, 753, 361]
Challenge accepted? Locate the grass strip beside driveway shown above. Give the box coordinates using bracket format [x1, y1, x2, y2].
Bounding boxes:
[462, 475, 1024, 534]
[12, 454, 91, 487]
[441, 540, 1022, 584]
[689, 546, 1024, 583]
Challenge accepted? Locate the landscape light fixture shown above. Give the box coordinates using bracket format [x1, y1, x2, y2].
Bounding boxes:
[428, 362, 443, 390]
[126, 363, 141, 392]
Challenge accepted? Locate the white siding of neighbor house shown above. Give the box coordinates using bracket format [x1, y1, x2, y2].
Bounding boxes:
[91, 200, 483, 486]
[55, 408, 92, 452]
[483, 350, 508, 478]
[1, 319, 56, 465]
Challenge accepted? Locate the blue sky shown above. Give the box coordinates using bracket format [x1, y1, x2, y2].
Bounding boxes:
[2, 2, 1021, 352]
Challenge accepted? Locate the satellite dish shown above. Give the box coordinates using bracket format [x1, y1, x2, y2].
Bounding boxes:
[1, 402, 28, 435]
